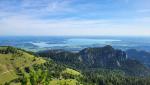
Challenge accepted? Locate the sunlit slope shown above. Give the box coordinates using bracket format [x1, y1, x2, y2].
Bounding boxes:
[0, 46, 82, 85]
[0, 46, 45, 84]
[50, 68, 82, 85]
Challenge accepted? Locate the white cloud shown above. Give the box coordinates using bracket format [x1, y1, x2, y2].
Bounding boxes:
[0, 14, 150, 36]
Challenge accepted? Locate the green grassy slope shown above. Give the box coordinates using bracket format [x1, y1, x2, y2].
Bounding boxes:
[0, 46, 46, 84]
[0, 46, 82, 85]
[50, 79, 80, 85]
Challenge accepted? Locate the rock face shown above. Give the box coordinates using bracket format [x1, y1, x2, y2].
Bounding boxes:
[80, 45, 127, 68]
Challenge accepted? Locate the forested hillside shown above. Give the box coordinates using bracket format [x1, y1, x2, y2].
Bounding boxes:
[37, 45, 150, 76]
[0, 46, 150, 85]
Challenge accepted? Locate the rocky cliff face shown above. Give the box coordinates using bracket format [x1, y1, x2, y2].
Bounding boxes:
[80, 45, 127, 68]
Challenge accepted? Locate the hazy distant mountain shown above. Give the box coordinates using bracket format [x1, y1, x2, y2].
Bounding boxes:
[126, 49, 150, 67]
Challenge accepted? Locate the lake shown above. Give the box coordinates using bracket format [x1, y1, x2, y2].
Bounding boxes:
[0, 36, 150, 52]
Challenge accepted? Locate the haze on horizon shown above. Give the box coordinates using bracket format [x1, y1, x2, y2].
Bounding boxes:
[0, 0, 150, 36]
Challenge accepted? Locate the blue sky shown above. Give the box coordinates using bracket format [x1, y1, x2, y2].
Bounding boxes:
[0, 0, 150, 36]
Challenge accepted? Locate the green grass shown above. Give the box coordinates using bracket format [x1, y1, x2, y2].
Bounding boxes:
[0, 46, 46, 84]
[0, 54, 18, 84]
[62, 68, 81, 76]
[49, 79, 80, 85]
[10, 82, 21, 85]
[0, 68, 17, 84]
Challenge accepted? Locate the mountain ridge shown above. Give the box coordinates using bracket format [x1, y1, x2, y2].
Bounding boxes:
[37, 45, 150, 76]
